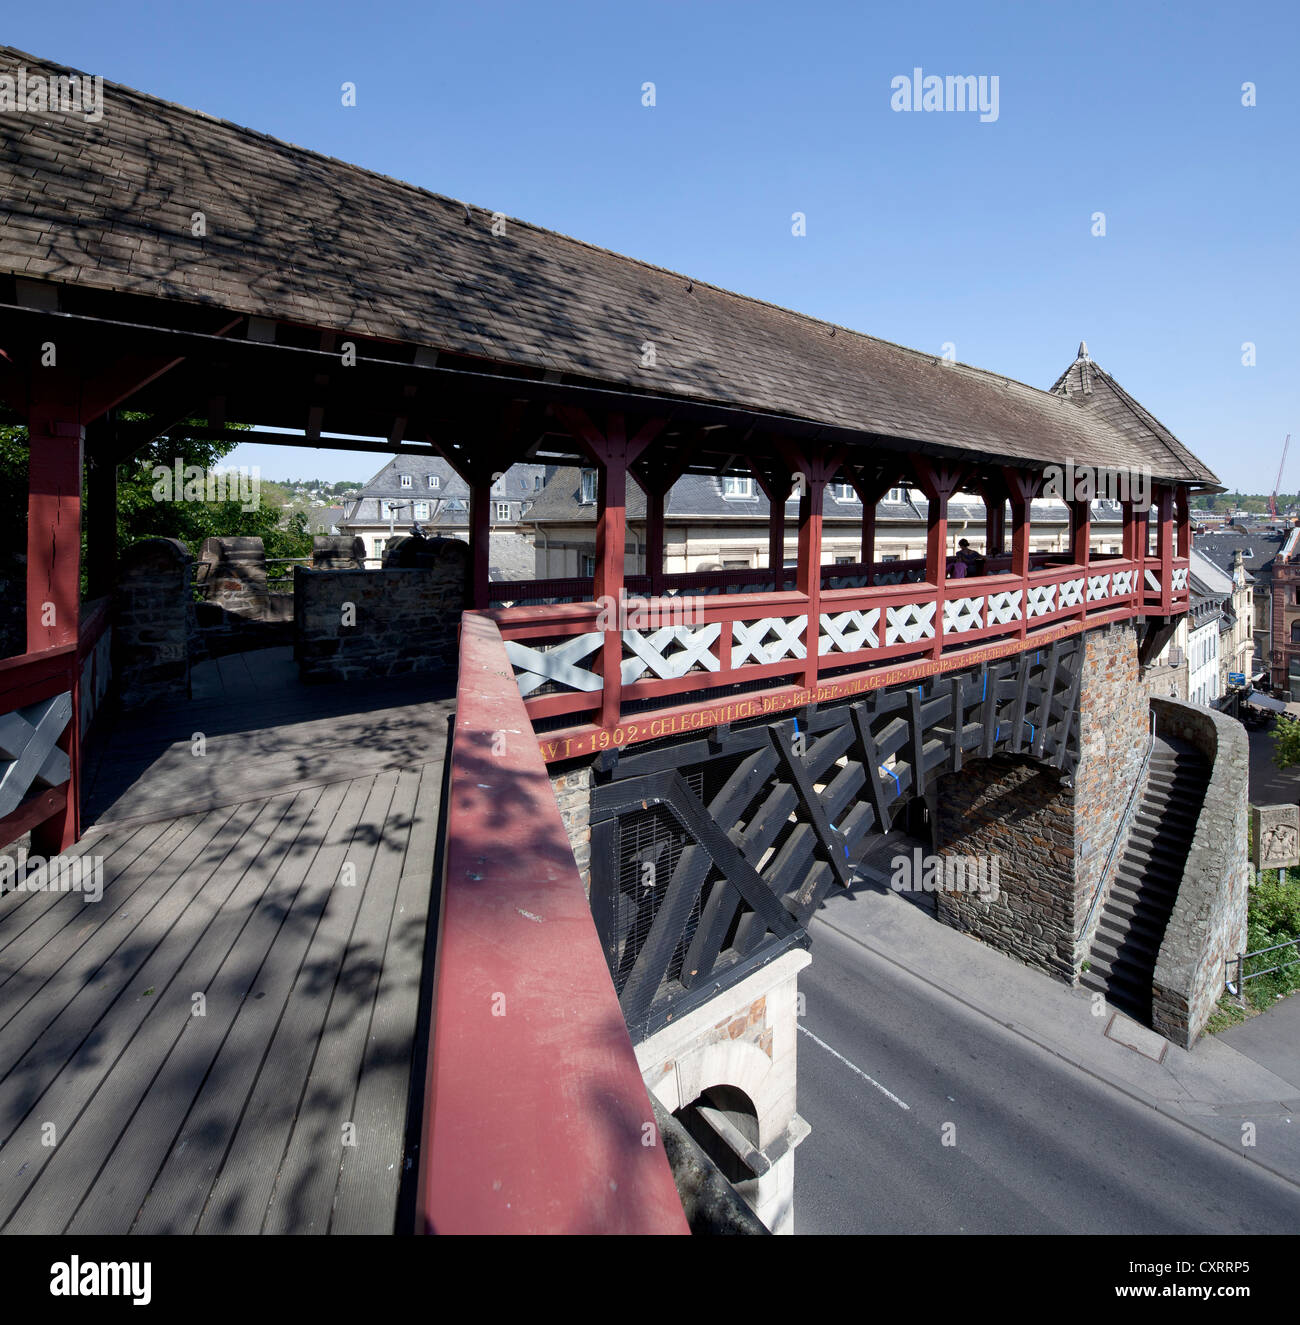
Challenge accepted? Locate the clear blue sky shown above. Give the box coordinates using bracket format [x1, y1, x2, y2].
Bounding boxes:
[11, 0, 1297, 490]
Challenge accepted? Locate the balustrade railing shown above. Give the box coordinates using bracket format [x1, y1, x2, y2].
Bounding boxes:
[492, 555, 1150, 735]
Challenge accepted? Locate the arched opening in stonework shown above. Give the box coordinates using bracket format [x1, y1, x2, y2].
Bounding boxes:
[673, 1084, 761, 1184]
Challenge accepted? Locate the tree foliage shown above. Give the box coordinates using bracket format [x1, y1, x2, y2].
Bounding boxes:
[1272, 715, 1300, 770]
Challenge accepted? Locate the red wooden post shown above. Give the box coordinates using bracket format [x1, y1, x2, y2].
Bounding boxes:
[1069, 498, 1091, 567]
[468, 475, 493, 610]
[645, 484, 666, 596]
[914, 459, 965, 661]
[748, 457, 793, 591]
[796, 469, 825, 692]
[1175, 485, 1191, 560]
[847, 468, 899, 578]
[979, 478, 1006, 558]
[85, 435, 119, 604]
[1156, 484, 1174, 615]
[555, 408, 664, 730]
[1003, 468, 1041, 641]
[26, 388, 84, 851]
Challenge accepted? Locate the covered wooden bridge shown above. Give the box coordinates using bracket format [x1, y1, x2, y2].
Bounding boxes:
[0, 47, 1219, 1233]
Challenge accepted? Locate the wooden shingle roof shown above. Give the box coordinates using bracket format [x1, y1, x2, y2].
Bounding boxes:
[0, 47, 1218, 486]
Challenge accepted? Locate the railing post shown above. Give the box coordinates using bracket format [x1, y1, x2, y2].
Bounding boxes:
[846, 467, 898, 583]
[796, 465, 826, 692]
[26, 381, 84, 852]
[748, 455, 793, 592]
[914, 459, 966, 661]
[555, 407, 665, 730]
[1003, 468, 1041, 642]
[1156, 484, 1174, 615]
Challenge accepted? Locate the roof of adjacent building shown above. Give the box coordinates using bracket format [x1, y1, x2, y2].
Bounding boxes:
[0, 47, 1218, 487]
[340, 454, 546, 528]
[1192, 527, 1284, 579]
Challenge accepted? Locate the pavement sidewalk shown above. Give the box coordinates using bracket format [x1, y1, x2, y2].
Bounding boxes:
[812, 847, 1300, 1186]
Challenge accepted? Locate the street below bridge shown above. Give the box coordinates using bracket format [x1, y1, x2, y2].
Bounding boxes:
[795, 879, 1300, 1234]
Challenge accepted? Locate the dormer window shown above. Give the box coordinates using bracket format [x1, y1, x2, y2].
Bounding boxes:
[400, 474, 412, 489]
[887, 487, 905, 504]
[832, 483, 856, 502]
[722, 476, 754, 499]
[580, 470, 598, 504]
[428, 475, 440, 489]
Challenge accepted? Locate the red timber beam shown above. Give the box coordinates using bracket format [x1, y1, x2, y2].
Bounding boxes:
[632, 440, 691, 597]
[842, 459, 904, 577]
[419, 612, 687, 1234]
[553, 407, 666, 729]
[747, 453, 795, 591]
[776, 441, 845, 689]
[1175, 484, 1191, 561]
[912, 458, 967, 661]
[1003, 467, 1043, 641]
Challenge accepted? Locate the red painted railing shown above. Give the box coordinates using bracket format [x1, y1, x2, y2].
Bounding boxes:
[491, 556, 1162, 746]
[418, 611, 688, 1234]
[0, 599, 112, 851]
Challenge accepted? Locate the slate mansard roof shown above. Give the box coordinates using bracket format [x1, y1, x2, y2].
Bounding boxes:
[0, 47, 1218, 487]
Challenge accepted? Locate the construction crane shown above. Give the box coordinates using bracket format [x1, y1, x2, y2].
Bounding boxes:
[1268, 434, 1292, 518]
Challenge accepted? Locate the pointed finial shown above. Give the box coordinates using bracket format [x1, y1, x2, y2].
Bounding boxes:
[1078, 340, 1090, 360]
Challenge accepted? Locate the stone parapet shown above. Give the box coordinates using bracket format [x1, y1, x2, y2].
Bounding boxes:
[1149, 697, 1250, 1047]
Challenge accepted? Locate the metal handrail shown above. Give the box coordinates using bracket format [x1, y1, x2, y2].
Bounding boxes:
[1229, 937, 1300, 990]
[1082, 708, 1158, 947]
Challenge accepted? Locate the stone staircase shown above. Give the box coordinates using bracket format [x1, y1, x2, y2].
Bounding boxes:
[1081, 735, 1210, 1023]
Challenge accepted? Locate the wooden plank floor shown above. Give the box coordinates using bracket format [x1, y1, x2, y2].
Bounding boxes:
[0, 648, 453, 1234]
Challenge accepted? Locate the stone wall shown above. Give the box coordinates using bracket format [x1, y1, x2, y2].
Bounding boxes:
[312, 535, 367, 569]
[932, 622, 1149, 979]
[113, 537, 194, 708]
[1149, 697, 1250, 1047]
[195, 535, 293, 655]
[293, 542, 468, 682]
[550, 761, 593, 894]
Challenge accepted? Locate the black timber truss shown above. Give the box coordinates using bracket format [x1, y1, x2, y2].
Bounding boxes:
[589, 635, 1085, 1040]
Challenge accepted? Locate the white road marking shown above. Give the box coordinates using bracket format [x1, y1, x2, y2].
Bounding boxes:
[798, 1024, 910, 1111]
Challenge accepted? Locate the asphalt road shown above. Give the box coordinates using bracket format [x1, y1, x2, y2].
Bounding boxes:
[794, 917, 1300, 1234]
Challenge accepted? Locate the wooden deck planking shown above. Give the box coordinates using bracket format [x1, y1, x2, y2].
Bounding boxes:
[330, 761, 443, 1234]
[0, 648, 452, 1235]
[193, 771, 401, 1234]
[64, 782, 352, 1235]
[128, 776, 379, 1234]
[261, 767, 421, 1234]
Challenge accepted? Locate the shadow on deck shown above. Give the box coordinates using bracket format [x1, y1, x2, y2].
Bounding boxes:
[0, 648, 454, 1234]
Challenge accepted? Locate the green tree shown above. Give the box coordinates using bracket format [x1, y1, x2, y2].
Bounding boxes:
[1273, 715, 1300, 770]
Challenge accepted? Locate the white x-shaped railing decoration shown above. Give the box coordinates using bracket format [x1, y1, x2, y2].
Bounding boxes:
[819, 609, 880, 655]
[1087, 574, 1110, 602]
[1144, 568, 1162, 593]
[1172, 567, 1189, 591]
[943, 596, 984, 634]
[0, 691, 73, 819]
[621, 623, 722, 684]
[732, 616, 808, 668]
[1027, 584, 1057, 618]
[986, 590, 1023, 626]
[1058, 578, 1085, 609]
[505, 632, 605, 696]
[1111, 569, 1135, 596]
[885, 601, 937, 646]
